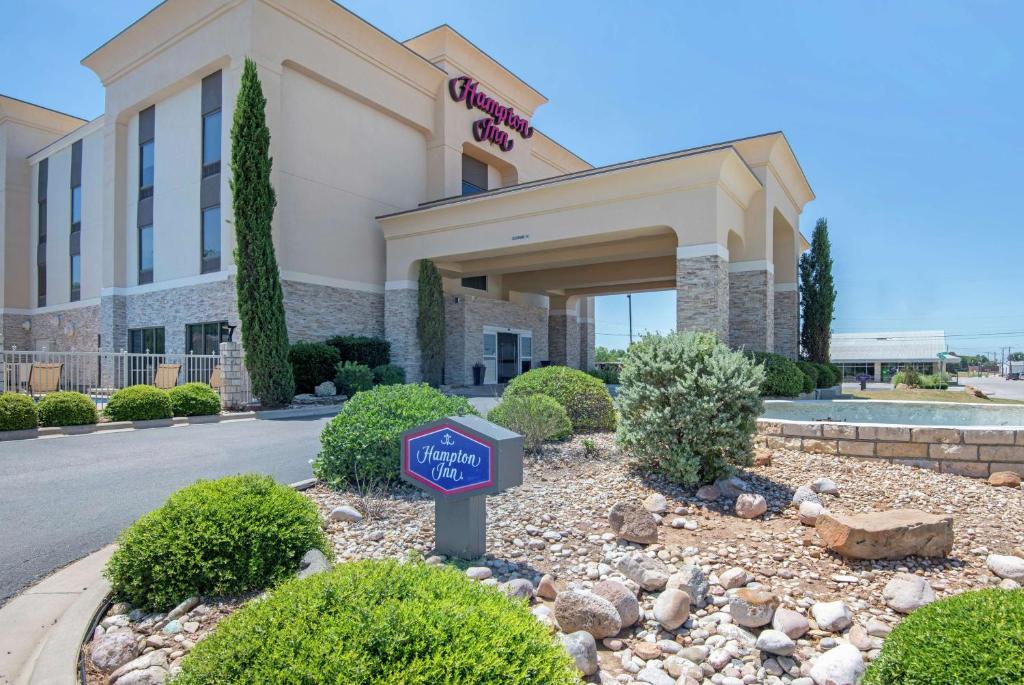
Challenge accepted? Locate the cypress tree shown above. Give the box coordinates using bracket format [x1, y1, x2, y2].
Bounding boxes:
[799, 217, 837, 363]
[417, 260, 445, 387]
[230, 58, 295, 407]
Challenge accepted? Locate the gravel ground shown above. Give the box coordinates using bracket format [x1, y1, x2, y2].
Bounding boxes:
[85, 434, 1024, 685]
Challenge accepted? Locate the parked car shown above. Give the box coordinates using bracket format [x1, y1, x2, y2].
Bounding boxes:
[1006, 372, 1021, 381]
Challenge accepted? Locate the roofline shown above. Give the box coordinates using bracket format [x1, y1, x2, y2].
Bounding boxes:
[404, 23, 546, 102]
[377, 132, 779, 221]
[774, 130, 815, 201]
[0, 93, 88, 123]
[530, 126, 592, 168]
[82, 0, 446, 77]
[28, 115, 105, 162]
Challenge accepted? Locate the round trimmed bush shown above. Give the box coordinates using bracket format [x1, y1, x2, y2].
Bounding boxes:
[811, 362, 839, 387]
[0, 393, 38, 431]
[104, 384, 172, 421]
[37, 391, 97, 427]
[747, 351, 805, 397]
[172, 560, 578, 685]
[288, 341, 340, 394]
[315, 384, 477, 485]
[503, 365, 615, 432]
[334, 361, 374, 397]
[104, 474, 329, 611]
[617, 331, 764, 486]
[863, 588, 1024, 685]
[796, 361, 818, 393]
[372, 363, 406, 386]
[168, 382, 221, 417]
[488, 394, 572, 453]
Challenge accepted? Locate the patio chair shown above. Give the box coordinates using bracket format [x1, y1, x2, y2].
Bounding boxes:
[27, 362, 63, 397]
[208, 366, 222, 390]
[153, 363, 181, 390]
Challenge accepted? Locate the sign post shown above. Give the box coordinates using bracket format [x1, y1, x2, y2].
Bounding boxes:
[401, 415, 523, 559]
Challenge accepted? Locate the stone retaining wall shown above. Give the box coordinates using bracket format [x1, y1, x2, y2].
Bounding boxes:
[756, 418, 1024, 479]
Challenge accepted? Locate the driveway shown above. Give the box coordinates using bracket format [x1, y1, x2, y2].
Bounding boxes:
[0, 414, 330, 605]
[956, 375, 1024, 401]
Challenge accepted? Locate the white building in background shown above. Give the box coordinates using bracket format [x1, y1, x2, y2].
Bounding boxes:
[831, 330, 948, 382]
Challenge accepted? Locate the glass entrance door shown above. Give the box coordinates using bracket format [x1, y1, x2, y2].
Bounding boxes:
[497, 332, 518, 383]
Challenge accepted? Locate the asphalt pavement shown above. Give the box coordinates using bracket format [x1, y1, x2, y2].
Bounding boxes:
[0, 415, 328, 604]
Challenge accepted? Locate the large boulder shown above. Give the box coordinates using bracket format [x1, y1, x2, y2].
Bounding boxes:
[815, 509, 954, 559]
[90, 632, 140, 673]
[593, 579, 640, 627]
[809, 644, 865, 685]
[666, 565, 709, 606]
[560, 631, 598, 676]
[811, 600, 853, 633]
[989, 471, 1022, 488]
[614, 552, 670, 592]
[987, 554, 1024, 582]
[735, 493, 767, 519]
[653, 588, 690, 630]
[608, 500, 659, 545]
[730, 588, 778, 628]
[554, 590, 622, 639]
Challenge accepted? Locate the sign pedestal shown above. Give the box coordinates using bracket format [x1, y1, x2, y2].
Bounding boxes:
[435, 496, 486, 559]
[401, 415, 523, 560]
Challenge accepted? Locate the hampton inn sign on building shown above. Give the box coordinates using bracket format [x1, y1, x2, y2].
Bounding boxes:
[0, 0, 812, 385]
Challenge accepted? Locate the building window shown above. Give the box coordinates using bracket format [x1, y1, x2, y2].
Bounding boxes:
[461, 154, 487, 196]
[70, 185, 81, 232]
[70, 255, 81, 301]
[186, 320, 230, 355]
[128, 327, 165, 354]
[461, 275, 487, 291]
[37, 159, 48, 307]
[139, 141, 154, 199]
[138, 224, 153, 284]
[201, 206, 220, 274]
[202, 110, 221, 177]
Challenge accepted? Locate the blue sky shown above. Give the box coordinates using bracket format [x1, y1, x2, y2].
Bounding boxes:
[3, 1, 1022, 357]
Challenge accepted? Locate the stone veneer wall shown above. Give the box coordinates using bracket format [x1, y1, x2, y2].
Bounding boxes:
[729, 269, 773, 352]
[773, 288, 798, 359]
[100, 295, 127, 353]
[579, 318, 595, 371]
[677, 255, 729, 340]
[1, 314, 32, 350]
[124, 278, 240, 354]
[445, 294, 548, 386]
[282, 280, 384, 343]
[2, 306, 100, 352]
[384, 287, 420, 383]
[756, 418, 1024, 479]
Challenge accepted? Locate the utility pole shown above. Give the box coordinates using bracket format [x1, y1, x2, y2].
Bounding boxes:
[627, 293, 633, 346]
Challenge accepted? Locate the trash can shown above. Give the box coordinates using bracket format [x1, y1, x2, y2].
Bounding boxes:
[472, 363, 485, 386]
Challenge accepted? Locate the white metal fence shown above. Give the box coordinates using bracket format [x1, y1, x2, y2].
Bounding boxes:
[1, 349, 255, 407]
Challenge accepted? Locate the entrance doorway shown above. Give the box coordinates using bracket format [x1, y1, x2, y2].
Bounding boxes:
[497, 333, 517, 383]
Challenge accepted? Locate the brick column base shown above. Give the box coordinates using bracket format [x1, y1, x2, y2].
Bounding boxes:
[548, 311, 579, 368]
[385, 287, 421, 383]
[773, 287, 799, 359]
[219, 341, 248, 410]
[729, 269, 774, 352]
[677, 255, 729, 341]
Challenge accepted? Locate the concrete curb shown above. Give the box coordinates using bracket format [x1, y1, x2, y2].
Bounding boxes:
[0, 404, 342, 443]
[0, 477, 319, 684]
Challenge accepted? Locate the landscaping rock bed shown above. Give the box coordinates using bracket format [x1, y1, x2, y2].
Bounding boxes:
[86, 433, 1024, 684]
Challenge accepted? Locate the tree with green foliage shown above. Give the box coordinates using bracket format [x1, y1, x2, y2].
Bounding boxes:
[417, 259, 445, 387]
[1010, 352, 1024, 361]
[231, 58, 294, 407]
[595, 346, 626, 363]
[799, 217, 837, 364]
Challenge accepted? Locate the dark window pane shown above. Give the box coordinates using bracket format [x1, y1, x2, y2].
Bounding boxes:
[154, 328, 165, 354]
[461, 275, 487, 291]
[462, 154, 488, 190]
[204, 323, 219, 355]
[202, 110, 221, 168]
[462, 180, 485, 196]
[139, 225, 153, 272]
[39, 200, 46, 239]
[70, 255, 81, 296]
[140, 141, 154, 190]
[71, 185, 81, 225]
[201, 206, 220, 273]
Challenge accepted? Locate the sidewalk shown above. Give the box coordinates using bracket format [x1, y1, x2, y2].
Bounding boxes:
[0, 546, 113, 685]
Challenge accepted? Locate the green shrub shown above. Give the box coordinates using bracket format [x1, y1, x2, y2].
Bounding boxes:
[173, 559, 577, 685]
[0, 393, 38, 431]
[811, 362, 839, 387]
[863, 588, 1024, 685]
[796, 361, 817, 394]
[828, 363, 842, 385]
[503, 366, 615, 432]
[334, 361, 374, 397]
[105, 385, 172, 421]
[288, 342, 341, 394]
[618, 331, 764, 486]
[372, 363, 406, 386]
[168, 383, 221, 417]
[315, 384, 477, 485]
[587, 366, 621, 384]
[104, 474, 328, 612]
[325, 335, 390, 369]
[747, 351, 805, 397]
[918, 373, 949, 390]
[488, 394, 572, 453]
[37, 391, 97, 427]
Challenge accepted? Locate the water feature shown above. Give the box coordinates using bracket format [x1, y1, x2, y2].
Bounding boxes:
[762, 399, 1024, 427]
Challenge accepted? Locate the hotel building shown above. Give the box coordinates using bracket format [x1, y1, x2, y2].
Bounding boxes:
[0, 0, 813, 385]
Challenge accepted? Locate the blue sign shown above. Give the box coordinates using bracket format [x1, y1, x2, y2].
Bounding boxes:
[402, 423, 494, 495]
